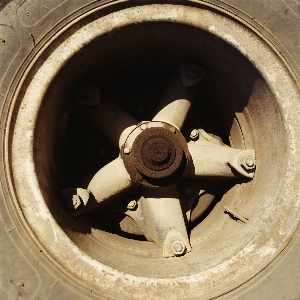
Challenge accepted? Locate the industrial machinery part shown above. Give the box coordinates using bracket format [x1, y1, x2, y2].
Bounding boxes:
[1, 1, 300, 299]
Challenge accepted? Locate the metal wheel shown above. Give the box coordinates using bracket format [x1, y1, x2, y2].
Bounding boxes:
[5, 3, 300, 300]
[61, 57, 256, 258]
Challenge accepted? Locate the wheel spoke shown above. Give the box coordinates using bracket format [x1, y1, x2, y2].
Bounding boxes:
[69, 69, 255, 257]
[62, 157, 134, 216]
[127, 185, 191, 257]
[152, 59, 206, 130]
[77, 85, 137, 148]
[183, 142, 256, 180]
[88, 156, 134, 201]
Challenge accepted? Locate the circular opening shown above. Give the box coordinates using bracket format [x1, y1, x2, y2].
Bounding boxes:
[8, 5, 300, 299]
[35, 21, 257, 275]
[31, 19, 287, 274]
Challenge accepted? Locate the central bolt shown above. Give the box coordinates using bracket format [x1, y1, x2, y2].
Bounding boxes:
[140, 135, 176, 171]
[149, 139, 170, 163]
[125, 124, 186, 184]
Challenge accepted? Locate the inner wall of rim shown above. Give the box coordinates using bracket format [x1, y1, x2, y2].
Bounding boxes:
[34, 22, 287, 277]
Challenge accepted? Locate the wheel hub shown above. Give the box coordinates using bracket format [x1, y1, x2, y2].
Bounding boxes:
[141, 136, 175, 170]
[122, 122, 189, 186]
[8, 3, 300, 298]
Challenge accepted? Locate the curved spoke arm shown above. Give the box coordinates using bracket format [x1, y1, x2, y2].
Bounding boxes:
[87, 156, 133, 202]
[127, 186, 191, 257]
[152, 60, 206, 130]
[183, 143, 256, 180]
[61, 157, 134, 216]
[78, 88, 137, 148]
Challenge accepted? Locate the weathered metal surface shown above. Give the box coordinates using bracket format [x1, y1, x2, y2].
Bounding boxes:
[122, 121, 189, 187]
[60, 56, 256, 257]
[8, 4, 300, 300]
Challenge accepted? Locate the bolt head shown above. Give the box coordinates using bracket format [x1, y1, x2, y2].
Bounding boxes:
[240, 156, 256, 170]
[183, 185, 194, 197]
[171, 240, 186, 256]
[187, 63, 200, 77]
[140, 124, 147, 130]
[79, 82, 95, 98]
[245, 157, 255, 167]
[190, 129, 199, 139]
[124, 147, 131, 155]
[72, 195, 81, 209]
[127, 200, 137, 210]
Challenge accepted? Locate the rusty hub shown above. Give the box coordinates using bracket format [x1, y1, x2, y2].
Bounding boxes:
[122, 122, 189, 187]
[140, 135, 176, 171]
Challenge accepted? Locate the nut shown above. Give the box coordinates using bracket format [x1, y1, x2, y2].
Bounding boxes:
[127, 200, 137, 210]
[171, 240, 186, 256]
[135, 173, 143, 182]
[183, 185, 194, 197]
[140, 123, 147, 130]
[187, 63, 201, 77]
[190, 129, 199, 139]
[79, 82, 95, 98]
[71, 195, 82, 209]
[240, 156, 256, 171]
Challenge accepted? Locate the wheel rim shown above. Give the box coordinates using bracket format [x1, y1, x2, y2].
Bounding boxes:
[7, 4, 300, 299]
